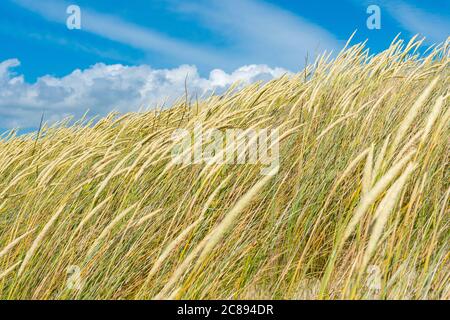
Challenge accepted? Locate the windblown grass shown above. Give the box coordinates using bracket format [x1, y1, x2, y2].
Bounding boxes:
[0, 36, 448, 299]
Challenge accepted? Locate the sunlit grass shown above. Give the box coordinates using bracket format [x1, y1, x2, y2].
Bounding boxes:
[0, 36, 448, 299]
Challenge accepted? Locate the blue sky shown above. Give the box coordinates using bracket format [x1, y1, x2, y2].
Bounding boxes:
[0, 0, 449, 131]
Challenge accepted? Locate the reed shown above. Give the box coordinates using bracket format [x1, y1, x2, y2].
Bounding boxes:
[0, 36, 448, 299]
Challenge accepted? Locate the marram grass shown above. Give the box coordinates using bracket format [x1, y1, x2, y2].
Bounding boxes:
[0, 36, 449, 300]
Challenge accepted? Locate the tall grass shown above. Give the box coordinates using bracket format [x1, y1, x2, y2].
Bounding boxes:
[0, 36, 448, 299]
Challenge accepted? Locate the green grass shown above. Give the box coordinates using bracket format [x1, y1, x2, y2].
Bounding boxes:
[0, 36, 449, 299]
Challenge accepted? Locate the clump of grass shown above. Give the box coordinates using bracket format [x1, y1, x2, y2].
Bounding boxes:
[0, 36, 448, 300]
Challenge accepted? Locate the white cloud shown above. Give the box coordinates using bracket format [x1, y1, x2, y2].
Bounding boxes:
[13, 0, 341, 71]
[12, 0, 227, 68]
[175, 0, 341, 70]
[0, 58, 289, 129]
[4, 0, 337, 129]
[384, 1, 450, 44]
[354, 0, 450, 44]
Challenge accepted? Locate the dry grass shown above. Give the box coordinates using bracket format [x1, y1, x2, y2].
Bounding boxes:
[0, 36, 449, 300]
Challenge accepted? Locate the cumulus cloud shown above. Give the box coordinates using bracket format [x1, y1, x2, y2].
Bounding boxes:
[0, 58, 288, 129]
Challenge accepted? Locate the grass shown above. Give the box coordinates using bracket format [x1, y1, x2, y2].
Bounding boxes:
[0, 36, 449, 299]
